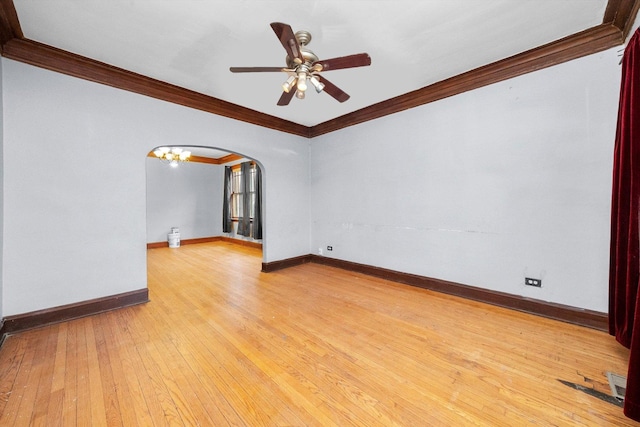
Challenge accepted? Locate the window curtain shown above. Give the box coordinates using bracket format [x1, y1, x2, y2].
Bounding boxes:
[609, 28, 640, 422]
[222, 166, 233, 233]
[252, 165, 263, 240]
[237, 162, 252, 236]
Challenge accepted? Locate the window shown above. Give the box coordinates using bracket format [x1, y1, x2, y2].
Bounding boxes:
[231, 163, 257, 219]
[231, 169, 242, 218]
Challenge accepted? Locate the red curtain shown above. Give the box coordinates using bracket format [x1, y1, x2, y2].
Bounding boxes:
[609, 28, 640, 422]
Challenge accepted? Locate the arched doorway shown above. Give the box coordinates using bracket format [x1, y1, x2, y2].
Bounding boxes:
[145, 145, 265, 260]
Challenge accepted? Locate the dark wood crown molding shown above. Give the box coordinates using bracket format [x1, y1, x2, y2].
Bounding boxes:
[146, 151, 243, 165]
[0, 0, 638, 138]
[604, 0, 640, 37]
[0, 0, 21, 47]
[218, 153, 244, 164]
[0, 37, 310, 138]
[309, 22, 627, 137]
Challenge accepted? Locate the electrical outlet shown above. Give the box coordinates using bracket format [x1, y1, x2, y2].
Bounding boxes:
[327, 246, 333, 251]
[525, 277, 542, 287]
[318, 248, 323, 256]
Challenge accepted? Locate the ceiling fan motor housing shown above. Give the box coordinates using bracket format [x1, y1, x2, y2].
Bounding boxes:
[286, 31, 318, 69]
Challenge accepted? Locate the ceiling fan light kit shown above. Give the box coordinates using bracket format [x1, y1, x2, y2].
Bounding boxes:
[230, 23, 371, 106]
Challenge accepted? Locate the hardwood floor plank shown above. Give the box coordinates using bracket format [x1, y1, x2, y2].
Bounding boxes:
[0, 242, 635, 425]
[137, 297, 274, 425]
[0, 332, 27, 417]
[30, 324, 60, 425]
[2, 328, 49, 425]
[50, 323, 67, 395]
[125, 320, 184, 426]
[83, 318, 108, 426]
[92, 314, 139, 427]
[136, 309, 214, 425]
[61, 319, 78, 425]
[110, 309, 162, 426]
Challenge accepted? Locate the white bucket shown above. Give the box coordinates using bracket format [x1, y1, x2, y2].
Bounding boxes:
[168, 232, 180, 248]
[170, 227, 180, 234]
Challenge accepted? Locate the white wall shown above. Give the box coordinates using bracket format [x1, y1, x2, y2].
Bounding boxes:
[0, 40, 627, 317]
[2, 58, 310, 316]
[146, 158, 223, 243]
[310, 47, 621, 312]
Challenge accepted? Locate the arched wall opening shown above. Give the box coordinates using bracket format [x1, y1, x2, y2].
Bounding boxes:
[145, 145, 266, 261]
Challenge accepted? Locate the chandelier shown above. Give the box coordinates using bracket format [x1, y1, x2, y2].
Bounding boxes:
[153, 147, 191, 167]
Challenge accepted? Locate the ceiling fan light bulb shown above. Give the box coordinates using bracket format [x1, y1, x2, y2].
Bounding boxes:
[310, 76, 325, 93]
[296, 90, 305, 99]
[282, 75, 296, 93]
[297, 72, 307, 92]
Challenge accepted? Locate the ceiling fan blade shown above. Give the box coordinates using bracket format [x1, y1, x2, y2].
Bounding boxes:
[313, 53, 371, 71]
[277, 89, 296, 106]
[270, 22, 303, 63]
[230, 67, 284, 73]
[318, 77, 350, 103]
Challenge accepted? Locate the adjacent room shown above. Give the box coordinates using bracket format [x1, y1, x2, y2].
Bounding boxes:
[0, 0, 639, 425]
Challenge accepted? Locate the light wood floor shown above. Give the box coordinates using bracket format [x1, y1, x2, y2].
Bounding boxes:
[0, 242, 635, 426]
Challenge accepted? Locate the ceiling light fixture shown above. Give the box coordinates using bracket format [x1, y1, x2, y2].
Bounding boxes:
[309, 75, 325, 93]
[153, 147, 191, 168]
[282, 75, 297, 93]
[296, 71, 308, 92]
[283, 67, 324, 99]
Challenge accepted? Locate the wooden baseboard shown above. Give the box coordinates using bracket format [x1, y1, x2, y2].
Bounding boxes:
[218, 236, 263, 249]
[147, 236, 221, 249]
[0, 288, 149, 338]
[262, 254, 313, 272]
[147, 236, 262, 250]
[263, 254, 608, 331]
[147, 241, 168, 249]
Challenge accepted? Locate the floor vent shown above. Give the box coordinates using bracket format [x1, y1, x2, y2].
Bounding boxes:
[607, 371, 627, 401]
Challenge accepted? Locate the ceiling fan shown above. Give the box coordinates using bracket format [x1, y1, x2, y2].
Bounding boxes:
[230, 22, 371, 106]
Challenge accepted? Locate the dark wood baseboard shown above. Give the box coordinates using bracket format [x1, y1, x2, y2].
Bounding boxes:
[262, 254, 313, 272]
[147, 236, 221, 249]
[0, 288, 149, 338]
[147, 236, 262, 250]
[218, 236, 263, 249]
[263, 254, 608, 331]
[147, 241, 169, 249]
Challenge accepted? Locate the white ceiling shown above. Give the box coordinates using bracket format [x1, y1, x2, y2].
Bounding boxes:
[13, 0, 608, 127]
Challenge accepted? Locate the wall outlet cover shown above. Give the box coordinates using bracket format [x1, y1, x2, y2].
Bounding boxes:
[525, 277, 542, 287]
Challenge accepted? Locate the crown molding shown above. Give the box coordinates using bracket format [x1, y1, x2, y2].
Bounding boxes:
[0, 0, 21, 47]
[604, 0, 640, 37]
[146, 151, 243, 165]
[1, 37, 310, 137]
[309, 22, 626, 137]
[0, 0, 638, 138]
